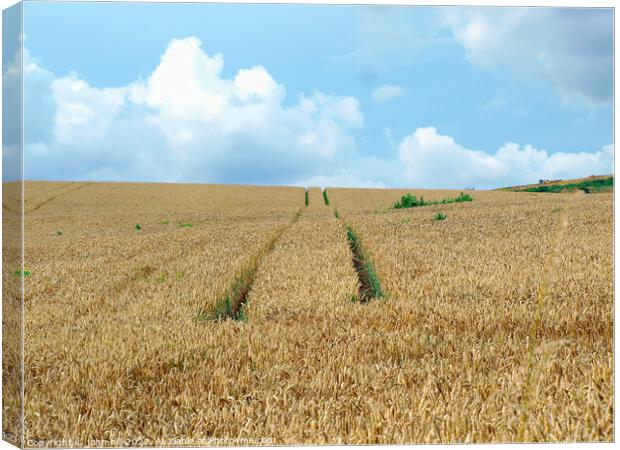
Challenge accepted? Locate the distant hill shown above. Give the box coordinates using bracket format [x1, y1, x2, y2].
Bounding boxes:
[498, 175, 613, 193]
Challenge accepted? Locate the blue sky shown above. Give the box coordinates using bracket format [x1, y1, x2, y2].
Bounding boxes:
[11, 2, 614, 188]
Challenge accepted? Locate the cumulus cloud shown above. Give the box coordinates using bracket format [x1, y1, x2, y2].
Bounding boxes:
[397, 127, 613, 189]
[52, 74, 126, 144]
[372, 84, 404, 102]
[23, 37, 366, 184]
[20, 37, 613, 189]
[446, 8, 613, 106]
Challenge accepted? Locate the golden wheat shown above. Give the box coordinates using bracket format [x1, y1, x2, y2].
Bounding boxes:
[7, 182, 612, 445]
[3, 181, 23, 446]
[330, 188, 613, 442]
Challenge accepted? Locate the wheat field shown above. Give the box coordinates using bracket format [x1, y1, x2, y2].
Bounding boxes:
[3, 181, 612, 445]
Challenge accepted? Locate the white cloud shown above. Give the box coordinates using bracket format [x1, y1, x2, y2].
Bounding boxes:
[397, 127, 613, 189]
[446, 8, 613, 106]
[372, 84, 404, 102]
[128, 37, 286, 126]
[52, 74, 126, 144]
[23, 37, 365, 185]
[21, 37, 613, 190]
[127, 38, 363, 170]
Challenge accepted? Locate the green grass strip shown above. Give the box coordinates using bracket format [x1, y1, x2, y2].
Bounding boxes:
[392, 192, 473, 209]
[344, 224, 382, 302]
[322, 189, 330, 206]
[197, 268, 254, 322]
[520, 177, 613, 193]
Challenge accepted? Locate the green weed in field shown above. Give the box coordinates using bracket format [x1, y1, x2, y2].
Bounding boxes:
[14, 268, 30, 278]
[452, 192, 473, 203]
[393, 193, 425, 209]
[392, 192, 473, 210]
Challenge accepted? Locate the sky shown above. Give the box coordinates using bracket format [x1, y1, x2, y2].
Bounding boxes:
[6, 2, 614, 189]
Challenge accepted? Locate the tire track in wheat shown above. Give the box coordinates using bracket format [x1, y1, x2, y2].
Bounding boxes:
[27, 182, 94, 213]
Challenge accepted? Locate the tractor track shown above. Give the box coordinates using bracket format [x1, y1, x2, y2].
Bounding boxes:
[199, 208, 302, 321]
[28, 182, 94, 213]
